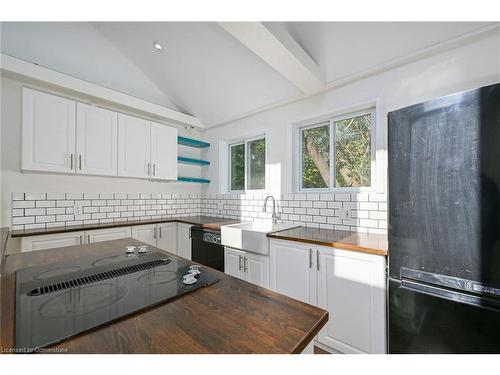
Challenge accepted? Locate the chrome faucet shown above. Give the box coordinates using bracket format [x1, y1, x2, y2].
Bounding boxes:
[263, 195, 281, 224]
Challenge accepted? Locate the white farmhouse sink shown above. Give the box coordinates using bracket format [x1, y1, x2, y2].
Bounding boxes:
[221, 220, 299, 255]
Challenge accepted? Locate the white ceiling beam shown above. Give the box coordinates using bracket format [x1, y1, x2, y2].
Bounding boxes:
[218, 22, 324, 94]
[0, 53, 203, 128]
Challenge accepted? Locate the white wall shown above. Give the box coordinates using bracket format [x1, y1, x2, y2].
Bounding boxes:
[202, 29, 500, 196]
[0, 77, 204, 227]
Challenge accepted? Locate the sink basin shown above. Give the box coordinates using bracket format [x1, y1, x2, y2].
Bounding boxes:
[221, 220, 299, 255]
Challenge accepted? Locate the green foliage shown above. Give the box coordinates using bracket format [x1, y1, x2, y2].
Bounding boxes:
[301, 114, 371, 189]
[248, 138, 265, 189]
[335, 114, 371, 187]
[230, 138, 266, 191]
[230, 143, 245, 190]
[302, 125, 330, 188]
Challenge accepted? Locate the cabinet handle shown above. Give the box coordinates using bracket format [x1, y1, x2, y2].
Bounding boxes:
[79, 154, 82, 170]
[80, 235, 83, 244]
[238, 255, 243, 271]
[316, 250, 320, 271]
[309, 248, 312, 268]
[153, 227, 157, 239]
[153, 163, 156, 177]
[70, 154, 74, 170]
[147, 162, 151, 176]
[159, 226, 162, 238]
[244, 257, 248, 272]
[87, 234, 91, 244]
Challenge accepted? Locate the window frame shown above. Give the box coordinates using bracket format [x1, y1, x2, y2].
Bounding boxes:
[228, 134, 267, 193]
[295, 108, 376, 193]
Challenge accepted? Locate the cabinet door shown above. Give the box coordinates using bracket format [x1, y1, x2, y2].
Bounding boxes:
[316, 247, 386, 354]
[150, 122, 177, 180]
[131, 224, 157, 246]
[76, 103, 118, 176]
[225, 247, 245, 280]
[157, 223, 177, 254]
[269, 239, 316, 305]
[22, 88, 76, 173]
[86, 227, 131, 244]
[244, 252, 269, 288]
[177, 223, 192, 260]
[20, 231, 84, 252]
[117, 113, 151, 178]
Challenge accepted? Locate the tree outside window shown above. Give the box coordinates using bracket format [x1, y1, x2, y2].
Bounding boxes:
[299, 112, 373, 190]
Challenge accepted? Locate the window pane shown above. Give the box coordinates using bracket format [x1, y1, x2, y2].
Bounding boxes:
[230, 143, 245, 190]
[248, 138, 266, 190]
[301, 124, 330, 189]
[335, 113, 372, 188]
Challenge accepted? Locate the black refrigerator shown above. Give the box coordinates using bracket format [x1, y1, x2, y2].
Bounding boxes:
[388, 83, 500, 353]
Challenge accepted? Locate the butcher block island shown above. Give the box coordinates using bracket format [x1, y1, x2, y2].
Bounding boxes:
[0, 238, 328, 354]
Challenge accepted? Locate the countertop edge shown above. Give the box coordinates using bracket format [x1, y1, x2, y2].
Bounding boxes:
[291, 310, 329, 354]
[267, 231, 388, 256]
[10, 216, 237, 238]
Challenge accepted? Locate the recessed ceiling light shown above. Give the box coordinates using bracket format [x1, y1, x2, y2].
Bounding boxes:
[153, 41, 163, 51]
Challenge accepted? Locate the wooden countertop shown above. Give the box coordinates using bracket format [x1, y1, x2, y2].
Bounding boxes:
[0, 238, 328, 354]
[10, 216, 240, 238]
[267, 226, 388, 256]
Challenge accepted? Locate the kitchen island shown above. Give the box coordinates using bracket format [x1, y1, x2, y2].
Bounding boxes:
[0, 238, 328, 354]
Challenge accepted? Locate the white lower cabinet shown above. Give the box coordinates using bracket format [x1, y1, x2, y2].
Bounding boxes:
[131, 224, 157, 246]
[156, 223, 177, 254]
[224, 247, 269, 288]
[269, 239, 316, 305]
[269, 239, 386, 354]
[86, 227, 131, 243]
[177, 223, 192, 260]
[21, 231, 84, 252]
[131, 223, 178, 254]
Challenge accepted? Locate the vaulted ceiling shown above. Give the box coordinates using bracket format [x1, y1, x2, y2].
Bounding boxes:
[0, 22, 493, 128]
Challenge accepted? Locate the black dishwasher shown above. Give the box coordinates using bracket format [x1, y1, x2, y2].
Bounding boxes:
[190, 226, 224, 272]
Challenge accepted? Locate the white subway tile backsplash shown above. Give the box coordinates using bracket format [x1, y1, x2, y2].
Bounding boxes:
[36, 200, 56, 208]
[13, 201, 35, 209]
[47, 192, 66, 200]
[35, 215, 55, 223]
[13, 216, 35, 225]
[84, 192, 99, 200]
[12, 193, 25, 200]
[11, 191, 387, 235]
[66, 193, 83, 200]
[25, 192, 46, 200]
[56, 200, 74, 207]
[25, 208, 45, 216]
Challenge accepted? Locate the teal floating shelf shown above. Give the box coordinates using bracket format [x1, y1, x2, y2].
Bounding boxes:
[177, 136, 210, 148]
[177, 156, 210, 166]
[177, 176, 210, 184]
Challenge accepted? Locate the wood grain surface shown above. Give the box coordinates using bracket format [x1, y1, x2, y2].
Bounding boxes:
[0, 238, 327, 354]
[267, 226, 388, 256]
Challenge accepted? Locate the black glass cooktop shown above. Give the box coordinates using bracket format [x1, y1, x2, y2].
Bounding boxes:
[15, 250, 219, 350]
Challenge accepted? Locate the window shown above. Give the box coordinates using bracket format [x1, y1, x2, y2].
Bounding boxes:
[229, 136, 266, 191]
[298, 110, 374, 191]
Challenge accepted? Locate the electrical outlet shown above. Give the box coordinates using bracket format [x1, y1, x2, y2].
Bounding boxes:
[339, 208, 351, 220]
[74, 202, 83, 215]
[218, 201, 224, 212]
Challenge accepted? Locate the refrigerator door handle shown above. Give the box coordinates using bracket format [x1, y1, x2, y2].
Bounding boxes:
[401, 278, 500, 311]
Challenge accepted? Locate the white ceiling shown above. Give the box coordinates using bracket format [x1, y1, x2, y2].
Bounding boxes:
[0, 22, 493, 128]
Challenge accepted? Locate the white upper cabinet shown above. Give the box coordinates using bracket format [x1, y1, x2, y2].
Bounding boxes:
[117, 113, 151, 179]
[150, 122, 177, 180]
[76, 103, 118, 176]
[22, 89, 179, 181]
[22, 88, 76, 173]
